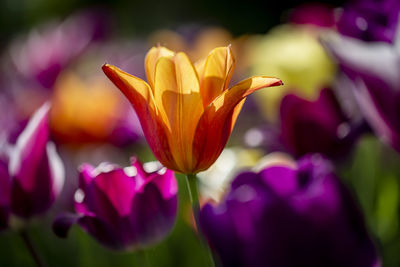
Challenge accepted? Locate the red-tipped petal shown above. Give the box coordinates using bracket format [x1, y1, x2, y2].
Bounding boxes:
[193, 76, 283, 172]
[102, 64, 178, 170]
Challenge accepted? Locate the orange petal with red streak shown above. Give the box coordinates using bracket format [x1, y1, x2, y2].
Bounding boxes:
[192, 76, 283, 172]
[102, 64, 178, 170]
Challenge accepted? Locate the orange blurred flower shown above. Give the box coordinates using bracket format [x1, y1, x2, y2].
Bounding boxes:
[103, 46, 282, 173]
[50, 72, 142, 144]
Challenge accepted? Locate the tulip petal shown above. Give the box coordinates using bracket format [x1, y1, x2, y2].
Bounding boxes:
[9, 103, 64, 218]
[259, 166, 297, 197]
[78, 163, 95, 193]
[147, 169, 178, 200]
[153, 57, 178, 131]
[193, 76, 283, 172]
[321, 33, 400, 88]
[72, 160, 178, 250]
[82, 169, 142, 247]
[75, 163, 95, 214]
[131, 158, 177, 199]
[200, 203, 242, 266]
[154, 54, 203, 172]
[102, 64, 177, 171]
[47, 142, 65, 197]
[78, 215, 129, 250]
[198, 46, 236, 107]
[86, 169, 136, 220]
[355, 77, 400, 151]
[102, 64, 155, 114]
[9, 103, 50, 192]
[131, 183, 177, 246]
[11, 146, 54, 218]
[129, 158, 147, 189]
[145, 46, 175, 90]
[194, 58, 206, 78]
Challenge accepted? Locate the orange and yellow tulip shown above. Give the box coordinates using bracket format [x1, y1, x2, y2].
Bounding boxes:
[102, 46, 282, 173]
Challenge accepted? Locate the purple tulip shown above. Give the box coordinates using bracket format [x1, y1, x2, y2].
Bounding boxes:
[321, 28, 400, 152]
[8, 103, 65, 219]
[0, 103, 65, 229]
[200, 154, 380, 267]
[54, 159, 178, 251]
[9, 9, 110, 89]
[336, 0, 400, 43]
[280, 88, 359, 158]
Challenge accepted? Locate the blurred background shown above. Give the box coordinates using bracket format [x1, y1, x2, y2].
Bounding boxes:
[1, 0, 400, 266]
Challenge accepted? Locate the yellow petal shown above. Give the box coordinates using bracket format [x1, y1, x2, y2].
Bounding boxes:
[213, 76, 282, 111]
[174, 52, 204, 171]
[145, 46, 175, 90]
[199, 46, 236, 107]
[194, 58, 206, 78]
[154, 56, 178, 131]
[154, 53, 203, 172]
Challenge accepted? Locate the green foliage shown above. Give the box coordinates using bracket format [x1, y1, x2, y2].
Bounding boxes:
[340, 136, 400, 267]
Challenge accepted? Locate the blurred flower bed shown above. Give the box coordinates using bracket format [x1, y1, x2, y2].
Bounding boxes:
[0, 0, 400, 266]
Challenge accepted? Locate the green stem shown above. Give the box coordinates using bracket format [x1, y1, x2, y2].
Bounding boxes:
[185, 174, 215, 267]
[20, 230, 47, 267]
[186, 174, 199, 207]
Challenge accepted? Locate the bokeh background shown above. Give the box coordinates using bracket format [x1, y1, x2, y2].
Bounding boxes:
[1, 0, 400, 266]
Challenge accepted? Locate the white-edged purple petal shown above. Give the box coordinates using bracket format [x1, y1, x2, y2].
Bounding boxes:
[322, 27, 400, 152]
[65, 159, 178, 251]
[9, 102, 50, 191]
[321, 32, 400, 88]
[47, 142, 65, 198]
[8, 102, 64, 218]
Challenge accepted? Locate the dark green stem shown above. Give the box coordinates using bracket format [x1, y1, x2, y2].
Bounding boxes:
[185, 174, 215, 267]
[20, 230, 47, 267]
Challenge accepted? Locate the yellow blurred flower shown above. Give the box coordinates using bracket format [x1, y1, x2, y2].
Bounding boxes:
[248, 24, 336, 121]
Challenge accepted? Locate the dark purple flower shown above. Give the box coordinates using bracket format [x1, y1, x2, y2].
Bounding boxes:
[200, 154, 380, 267]
[54, 159, 178, 251]
[280, 88, 358, 158]
[336, 0, 400, 43]
[321, 29, 400, 152]
[290, 3, 335, 28]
